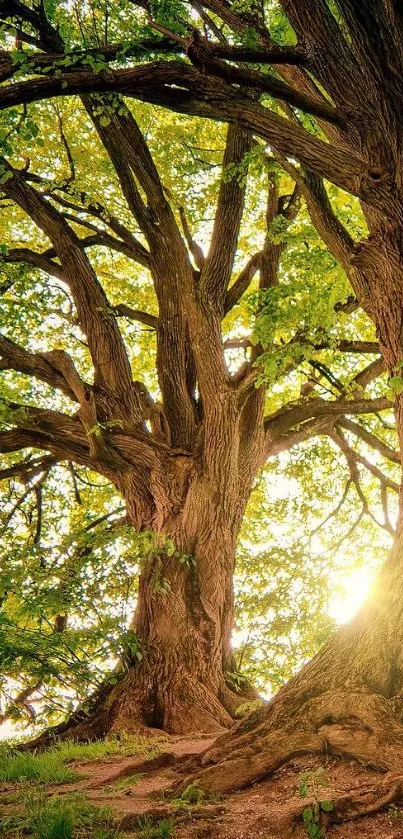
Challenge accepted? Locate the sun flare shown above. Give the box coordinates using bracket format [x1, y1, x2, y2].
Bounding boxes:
[328, 567, 376, 625]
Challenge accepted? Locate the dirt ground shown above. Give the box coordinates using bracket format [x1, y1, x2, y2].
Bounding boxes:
[2, 735, 403, 838]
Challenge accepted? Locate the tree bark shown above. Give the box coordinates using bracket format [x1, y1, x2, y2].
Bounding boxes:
[38, 467, 258, 741]
[175, 507, 403, 789]
[106, 482, 249, 735]
[1, 0, 400, 773]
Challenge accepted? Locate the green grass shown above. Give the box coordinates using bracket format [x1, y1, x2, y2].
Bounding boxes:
[0, 749, 79, 784]
[136, 816, 175, 838]
[0, 786, 124, 839]
[0, 735, 164, 785]
[113, 772, 143, 789]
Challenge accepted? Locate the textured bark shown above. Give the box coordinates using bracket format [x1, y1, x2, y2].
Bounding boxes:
[178, 511, 403, 790]
[1, 0, 401, 762]
[33, 466, 259, 740]
[102, 475, 249, 734]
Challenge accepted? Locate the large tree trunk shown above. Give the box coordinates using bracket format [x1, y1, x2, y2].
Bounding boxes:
[102, 491, 249, 736]
[186, 476, 403, 795]
[41, 467, 259, 742]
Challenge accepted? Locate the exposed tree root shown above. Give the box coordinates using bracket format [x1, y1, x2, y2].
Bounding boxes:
[21, 663, 257, 750]
[178, 690, 403, 797]
[330, 775, 403, 821]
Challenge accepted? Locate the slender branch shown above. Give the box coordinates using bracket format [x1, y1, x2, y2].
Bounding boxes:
[0, 681, 43, 726]
[339, 417, 399, 464]
[0, 453, 56, 481]
[272, 152, 355, 271]
[309, 479, 353, 539]
[331, 425, 399, 493]
[225, 252, 261, 313]
[178, 205, 205, 268]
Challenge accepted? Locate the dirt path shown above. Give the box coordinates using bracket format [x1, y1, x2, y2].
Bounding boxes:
[2, 736, 403, 837]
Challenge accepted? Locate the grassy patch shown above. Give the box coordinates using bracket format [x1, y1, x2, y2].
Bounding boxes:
[0, 749, 79, 785]
[0, 735, 163, 785]
[44, 735, 164, 763]
[136, 815, 175, 838]
[0, 786, 123, 839]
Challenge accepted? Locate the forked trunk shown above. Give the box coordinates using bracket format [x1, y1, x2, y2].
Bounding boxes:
[181, 235, 403, 795]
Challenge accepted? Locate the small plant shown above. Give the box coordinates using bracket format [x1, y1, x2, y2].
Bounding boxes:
[302, 802, 334, 839]
[113, 772, 143, 789]
[136, 815, 175, 838]
[170, 780, 221, 812]
[179, 782, 205, 805]
[298, 768, 334, 839]
[176, 781, 206, 805]
[388, 803, 403, 821]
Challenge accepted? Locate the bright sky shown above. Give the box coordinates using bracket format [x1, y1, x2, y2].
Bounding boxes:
[328, 565, 375, 624]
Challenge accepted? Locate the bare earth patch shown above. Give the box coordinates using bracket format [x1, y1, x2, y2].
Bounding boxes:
[2, 736, 403, 838]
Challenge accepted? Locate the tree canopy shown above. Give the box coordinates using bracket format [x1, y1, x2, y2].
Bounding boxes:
[0, 0, 399, 736]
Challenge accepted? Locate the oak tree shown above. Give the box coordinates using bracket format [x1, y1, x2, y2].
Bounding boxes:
[0, 4, 402, 803]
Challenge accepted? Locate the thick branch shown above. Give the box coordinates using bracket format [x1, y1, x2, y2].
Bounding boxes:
[265, 395, 390, 440]
[279, 0, 364, 105]
[1, 164, 135, 396]
[114, 304, 158, 329]
[338, 417, 399, 464]
[187, 39, 344, 125]
[0, 428, 92, 467]
[201, 124, 252, 312]
[0, 39, 306, 85]
[1, 246, 64, 280]
[0, 65, 370, 199]
[0, 334, 76, 399]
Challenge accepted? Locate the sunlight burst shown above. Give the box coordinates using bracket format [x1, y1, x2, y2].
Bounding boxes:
[328, 567, 375, 625]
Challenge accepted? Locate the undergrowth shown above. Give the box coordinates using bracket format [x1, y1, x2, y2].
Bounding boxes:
[136, 815, 175, 838]
[298, 767, 334, 839]
[170, 780, 221, 813]
[0, 786, 123, 838]
[0, 734, 163, 784]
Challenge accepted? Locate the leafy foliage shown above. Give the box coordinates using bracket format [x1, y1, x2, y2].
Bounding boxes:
[0, 0, 398, 734]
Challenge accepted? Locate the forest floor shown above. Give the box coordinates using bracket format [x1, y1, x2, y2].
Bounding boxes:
[1, 732, 403, 838]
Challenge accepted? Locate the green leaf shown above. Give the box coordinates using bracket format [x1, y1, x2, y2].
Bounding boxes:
[302, 807, 314, 824]
[388, 375, 403, 395]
